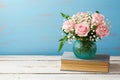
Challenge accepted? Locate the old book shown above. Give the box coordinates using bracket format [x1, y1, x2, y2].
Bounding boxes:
[61, 52, 110, 72]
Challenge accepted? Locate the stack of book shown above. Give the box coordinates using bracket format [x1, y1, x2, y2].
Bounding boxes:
[61, 52, 110, 72]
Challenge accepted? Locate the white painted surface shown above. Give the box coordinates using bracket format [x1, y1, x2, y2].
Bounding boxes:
[0, 56, 120, 80]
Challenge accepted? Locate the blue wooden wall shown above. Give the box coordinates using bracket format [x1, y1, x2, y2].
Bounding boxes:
[0, 0, 120, 55]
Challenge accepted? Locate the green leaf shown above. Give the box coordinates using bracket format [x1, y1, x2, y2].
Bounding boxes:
[96, 11, 100, 13]
[58, 36, 68, 52]
[59, 38, 64, 41]
[58, 41, 64, 52]
[62, 30, 69, 35]
[60, 13, 70, 20]
[92, 25, 97, 30]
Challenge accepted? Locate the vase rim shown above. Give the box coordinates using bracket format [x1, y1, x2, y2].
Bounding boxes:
[76, 40, 96, 43]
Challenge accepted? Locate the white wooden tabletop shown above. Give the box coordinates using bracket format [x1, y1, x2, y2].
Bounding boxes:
[0, 56, 120, 80]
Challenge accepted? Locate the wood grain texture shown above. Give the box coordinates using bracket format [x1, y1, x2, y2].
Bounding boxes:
[0, 56, 119, 60]
[0, 4, 6, 8]
[0, 0, 120, 55]
[0, 56, 120, 80]
[0, 74, 120, 80]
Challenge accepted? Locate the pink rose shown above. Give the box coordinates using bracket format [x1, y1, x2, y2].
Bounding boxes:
[92, 13, 104, 25]
[96, 24, 109, 38]
[75, 22, 90, 36]
[62, 20, 75, 33]
[76, 12, 86, 16]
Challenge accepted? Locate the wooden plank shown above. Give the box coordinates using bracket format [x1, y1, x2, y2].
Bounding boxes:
[0, 56, 119, 61]
[0, 56, 61, 61]
[0, 60, 119, 74]
[110, 56, 120, 60]
[0, 56, 119, 80]
[0, 74, 120, 80]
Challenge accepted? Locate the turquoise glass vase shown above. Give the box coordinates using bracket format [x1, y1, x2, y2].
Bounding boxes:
[73, 40, 97, 59]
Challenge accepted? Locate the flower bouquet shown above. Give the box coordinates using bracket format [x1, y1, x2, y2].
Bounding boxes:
[58, 11, 110, 59]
